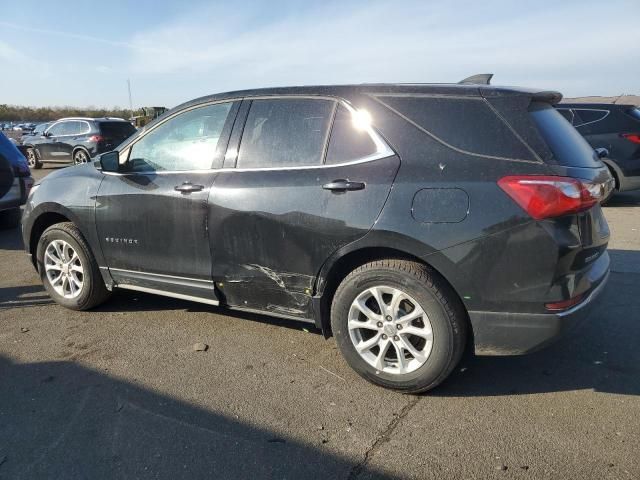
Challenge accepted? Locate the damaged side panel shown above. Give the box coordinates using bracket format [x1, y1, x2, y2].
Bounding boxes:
[208, 155, 401, 319]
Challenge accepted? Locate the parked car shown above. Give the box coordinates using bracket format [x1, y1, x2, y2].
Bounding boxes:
[22, 78, 612, 392]
[556, 103, 640, 201]
[22, 117, 137, 168]
[0, 131, 33, 227]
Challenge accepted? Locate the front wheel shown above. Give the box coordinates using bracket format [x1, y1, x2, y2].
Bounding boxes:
[331, 259, 467, 393]
[25, 147, 42, 169]
[36, 222, 110, 310]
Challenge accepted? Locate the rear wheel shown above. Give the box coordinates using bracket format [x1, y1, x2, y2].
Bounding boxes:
[331, 259, 467, 393]
[36, 222, 110, 310]
[25, 147, 42, 169]
[73, 149, 90, 165]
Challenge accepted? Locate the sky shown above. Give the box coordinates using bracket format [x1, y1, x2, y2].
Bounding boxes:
[0, 0, 638, 109]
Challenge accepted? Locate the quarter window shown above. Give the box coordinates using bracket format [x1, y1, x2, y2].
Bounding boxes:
[573, 109, 608, 126]
[237, 98, 334, 168]
[127, 102, 233, 172]
[326, 105, 378, 164]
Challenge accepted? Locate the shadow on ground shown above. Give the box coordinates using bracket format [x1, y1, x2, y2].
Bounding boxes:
[0, 354, 393, 479]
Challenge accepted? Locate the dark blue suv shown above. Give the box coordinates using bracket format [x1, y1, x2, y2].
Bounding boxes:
[0, 131, 33, 227]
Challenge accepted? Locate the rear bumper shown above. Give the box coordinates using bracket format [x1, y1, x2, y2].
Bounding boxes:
[470, 266, 610, 356]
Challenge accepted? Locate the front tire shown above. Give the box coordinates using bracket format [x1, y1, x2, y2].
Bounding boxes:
[37, 222, 110, 310]
[331, 259, 467, 393]
[25, 147, 42, 169]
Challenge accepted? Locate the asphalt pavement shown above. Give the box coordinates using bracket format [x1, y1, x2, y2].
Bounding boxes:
[1, 166, 638, 479]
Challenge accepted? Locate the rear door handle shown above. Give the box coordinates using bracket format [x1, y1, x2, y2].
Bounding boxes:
[174, 182, 204, 193]
[322, 179, 365, 192]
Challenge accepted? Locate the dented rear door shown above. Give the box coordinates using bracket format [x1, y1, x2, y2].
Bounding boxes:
[208, 98, 399, 318]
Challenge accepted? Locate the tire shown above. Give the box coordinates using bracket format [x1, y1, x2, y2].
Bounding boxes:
[0, 208, 21, 229]
[25, 147, 42, 169]
[73, 149, 90, 165]
[331, 259, 467, 393]
[36, 222, 110, 310]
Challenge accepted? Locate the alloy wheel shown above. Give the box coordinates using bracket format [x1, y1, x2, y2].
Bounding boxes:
[26, 149, 37, 168]
[44, 239, 84, 299]
[74, 150, 88, 164]
[348, 285, 433, 374]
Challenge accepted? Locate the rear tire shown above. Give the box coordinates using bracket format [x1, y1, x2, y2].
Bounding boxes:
[36, 222, 110, 310]
[73, 149, 90, 165]
[331, 259, 467, 393]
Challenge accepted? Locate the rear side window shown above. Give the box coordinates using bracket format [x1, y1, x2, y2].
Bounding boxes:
[237, 98, 334, 168]
[556, 108, 573, 123]
[100, 121, 136, 138]
[529, 102, 600, 168]
[376, 95, 536, 160]
[325, 105, 378, 164]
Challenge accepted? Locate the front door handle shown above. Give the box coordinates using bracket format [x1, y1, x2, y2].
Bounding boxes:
[322, 179, 366, 192]
[174, 182, 204, 193]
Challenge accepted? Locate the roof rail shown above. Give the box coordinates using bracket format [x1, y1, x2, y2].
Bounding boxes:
[458, 73, 493, 85]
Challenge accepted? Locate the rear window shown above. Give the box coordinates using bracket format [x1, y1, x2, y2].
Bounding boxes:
[529, 102, 600, 168]
[627, 108, 640, 121]
[376, 95, 536, 160]
[100, 121, 136, 138]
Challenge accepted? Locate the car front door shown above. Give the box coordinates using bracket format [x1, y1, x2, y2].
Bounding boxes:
[208, 98, 400, 318]
[37, 121, 67, 160]
[96, 101, 239, 301]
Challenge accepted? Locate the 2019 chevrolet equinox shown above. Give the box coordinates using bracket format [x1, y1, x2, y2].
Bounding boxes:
[22, 77, 612, 392]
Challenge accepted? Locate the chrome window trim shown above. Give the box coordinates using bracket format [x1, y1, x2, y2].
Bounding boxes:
[44, 119, 93, 137]
[571, 108, 610, 128]
[106, 95, 395, 175]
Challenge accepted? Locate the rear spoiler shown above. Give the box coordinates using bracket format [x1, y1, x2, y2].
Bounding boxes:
[531, 91, 563, 105]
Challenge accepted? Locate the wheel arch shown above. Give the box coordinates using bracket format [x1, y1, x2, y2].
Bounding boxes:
[601, 158, 624, 191]
[72, 146, 91, 160]
[313, 239, 471, 343]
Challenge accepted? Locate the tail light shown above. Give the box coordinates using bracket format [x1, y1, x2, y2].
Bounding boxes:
[88, 135, 104, 142]
[498, 175, 603, 220]
[621, 133, 640, 144]
[545, 293, 584, 311]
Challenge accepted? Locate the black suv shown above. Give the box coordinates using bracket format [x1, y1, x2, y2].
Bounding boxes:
[23, 117, 136, 169]
[556, 103, 640, 200]
[22, 79, 612, 392]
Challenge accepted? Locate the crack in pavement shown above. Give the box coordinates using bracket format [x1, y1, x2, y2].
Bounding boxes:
[347, 395, 422, 480]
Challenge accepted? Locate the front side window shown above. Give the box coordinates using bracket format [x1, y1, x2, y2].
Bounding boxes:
[127, 102, 233, 172]
[47, 122, 66, 136]
[237, 98, 334, 168]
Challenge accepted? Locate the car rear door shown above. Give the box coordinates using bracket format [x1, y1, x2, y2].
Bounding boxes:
[208, 98, 400, 317]
[96, 101, 239, 302]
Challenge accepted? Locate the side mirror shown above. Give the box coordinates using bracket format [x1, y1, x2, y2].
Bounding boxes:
[99, 151, 120, 172]
[595, 147, 609, 159]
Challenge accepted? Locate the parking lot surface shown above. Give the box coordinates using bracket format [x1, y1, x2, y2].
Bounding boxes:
[1, 166, 639, 479]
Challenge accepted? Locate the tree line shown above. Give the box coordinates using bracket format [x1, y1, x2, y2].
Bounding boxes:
[0, 104, 135, 122]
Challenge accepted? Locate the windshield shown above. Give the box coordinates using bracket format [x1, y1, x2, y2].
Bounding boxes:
[529, 102, 600, 168]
